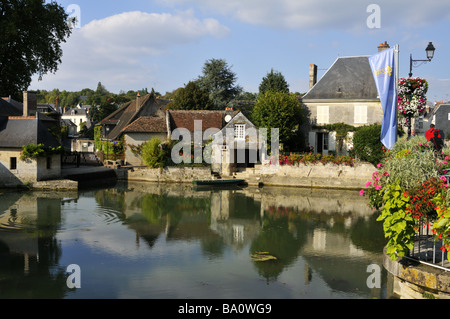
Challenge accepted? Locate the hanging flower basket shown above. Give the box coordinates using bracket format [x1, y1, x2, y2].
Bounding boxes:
[397, 77, 428, 122]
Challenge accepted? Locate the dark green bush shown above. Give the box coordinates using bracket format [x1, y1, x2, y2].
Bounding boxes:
[351, 124, 384, 165]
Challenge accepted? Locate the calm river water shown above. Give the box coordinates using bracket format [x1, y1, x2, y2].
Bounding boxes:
[0, 181, 394, 299]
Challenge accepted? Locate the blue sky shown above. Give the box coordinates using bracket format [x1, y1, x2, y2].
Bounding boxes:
[31, 0, 450, 102]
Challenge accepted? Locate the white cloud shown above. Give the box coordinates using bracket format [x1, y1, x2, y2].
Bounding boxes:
[159, 0, 450, 31]
[31, 10, 229, 92]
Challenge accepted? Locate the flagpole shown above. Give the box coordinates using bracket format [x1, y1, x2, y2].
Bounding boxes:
[394, 44, 399, 142]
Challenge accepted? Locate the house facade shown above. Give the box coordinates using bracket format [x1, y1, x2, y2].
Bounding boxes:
[61, 106, 91, 134]
[301, 55, 384, 155]
[432, 103, 450, 139]
[0, 115, 61, 187]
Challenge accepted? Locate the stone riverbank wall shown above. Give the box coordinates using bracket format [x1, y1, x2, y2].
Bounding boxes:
[115, 162, 376, 190]
[240, 162, 375, 189]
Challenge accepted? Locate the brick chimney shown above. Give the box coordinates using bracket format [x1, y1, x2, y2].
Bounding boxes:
[23, 91, 37, 117]
[378, 41, 390, 52]
[309, 64, 318, 90]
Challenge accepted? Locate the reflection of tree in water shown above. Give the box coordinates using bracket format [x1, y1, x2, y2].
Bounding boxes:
[349, 212, 386, 254]
[250, 207, 309, 281]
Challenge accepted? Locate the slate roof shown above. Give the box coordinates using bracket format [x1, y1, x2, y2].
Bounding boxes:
[0, 116, 60, 148]
[302, 56, 379, 101]
[0, 98, 22, 116]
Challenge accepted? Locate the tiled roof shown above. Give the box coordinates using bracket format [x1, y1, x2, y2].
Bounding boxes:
[168, 110, 230, 132]
[99, 94, 170, 140]
[122, 115, 167, 133]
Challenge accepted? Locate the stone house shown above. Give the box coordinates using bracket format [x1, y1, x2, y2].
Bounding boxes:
[0, 92, 62, 187]
[300, 46, 387, 154]
[431, 103, 450, 139]
[0, 115, 61, 187]
[97, 93, 259, 170]
[61, 106, 91, 134]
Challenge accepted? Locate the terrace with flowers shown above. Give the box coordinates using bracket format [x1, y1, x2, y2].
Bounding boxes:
[360, 135, 450, 268]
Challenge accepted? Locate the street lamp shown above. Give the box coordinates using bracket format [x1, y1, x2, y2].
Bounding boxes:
[409, 42, 435, 77]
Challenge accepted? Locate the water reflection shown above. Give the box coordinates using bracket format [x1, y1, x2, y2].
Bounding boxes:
[0, 182, 390, 299]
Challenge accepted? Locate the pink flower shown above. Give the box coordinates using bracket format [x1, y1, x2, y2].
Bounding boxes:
[359, 189, 365, 196]
[375, 185, 382, 191]
[440, 176, 447, 182]
[376, 163, 385, 168]
[366, 181, 372, 187]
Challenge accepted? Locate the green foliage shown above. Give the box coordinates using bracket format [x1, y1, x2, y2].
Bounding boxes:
[0, 0, 72, 97]
[383, 136, 439, 189]
[197, 58, 242, 110]
[351, 124, 384, 165]
[259, 69, 289, 94]
[168, 81, 211, 110]
[94, 126, 124, 156]
[20, 144, 64, 161]
[141, 138, 167, 168]
[252, 91, 304, 147]
[376, 182, 415, 260]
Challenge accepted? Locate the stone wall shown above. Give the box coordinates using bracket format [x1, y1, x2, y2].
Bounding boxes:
[242, 162, 375, 190]
[0, 149, 61, 187]
[116, 166, 212, 183]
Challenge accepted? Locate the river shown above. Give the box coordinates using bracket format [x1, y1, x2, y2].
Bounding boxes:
[0, 181, 394, 299]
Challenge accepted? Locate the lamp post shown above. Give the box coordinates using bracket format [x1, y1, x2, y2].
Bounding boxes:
[409, 42, 435, 77]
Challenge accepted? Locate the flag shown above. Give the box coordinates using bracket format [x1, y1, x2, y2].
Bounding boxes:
[368, 48, 397, 149]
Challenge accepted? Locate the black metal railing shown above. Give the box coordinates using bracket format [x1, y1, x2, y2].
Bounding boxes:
[408, 220, 449, 271]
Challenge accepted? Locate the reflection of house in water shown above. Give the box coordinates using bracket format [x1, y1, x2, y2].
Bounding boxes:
[0, 191, 73, 275]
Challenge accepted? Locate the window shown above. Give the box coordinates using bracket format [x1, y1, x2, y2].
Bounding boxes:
[323, 133, 329, 151]
[354, 105, 368, 124]
[10, 157, 17, 170]
[234, 124, 245, 140]
[317, 106, 329, 124]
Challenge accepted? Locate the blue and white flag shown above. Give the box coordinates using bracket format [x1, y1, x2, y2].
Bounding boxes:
[368, 48, 397, 149]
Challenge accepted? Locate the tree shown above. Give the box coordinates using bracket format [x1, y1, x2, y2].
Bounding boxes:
[169, 81, 211, 110]
[197, 58, 242, 110]
[259, 69, 289, 95]
[0, 0, 73, 98]
[252, 91, 304, 149]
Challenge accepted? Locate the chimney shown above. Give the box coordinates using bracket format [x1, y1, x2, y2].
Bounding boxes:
[136, 92, 140, 113]
[378, 41, 390, 52]
[309, 64, 318, 90]
[23, 91, 37, 117]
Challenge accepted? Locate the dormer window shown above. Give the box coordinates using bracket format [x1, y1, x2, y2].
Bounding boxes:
[234, 124, 245, 140]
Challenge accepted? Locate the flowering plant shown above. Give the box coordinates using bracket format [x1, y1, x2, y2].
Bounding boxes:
[397, 77, 428, 126]
[397, 77, 428, 96]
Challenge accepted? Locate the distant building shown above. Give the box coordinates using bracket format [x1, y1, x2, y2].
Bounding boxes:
[61, 106, 91, 134]
[432, 103, 450, 139]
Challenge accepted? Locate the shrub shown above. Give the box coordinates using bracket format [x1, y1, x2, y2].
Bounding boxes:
[141, 138, 165, 168]
[351, 124, 384, 165]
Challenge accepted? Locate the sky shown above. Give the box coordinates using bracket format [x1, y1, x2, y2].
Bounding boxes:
[30, 0, 450, 102]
